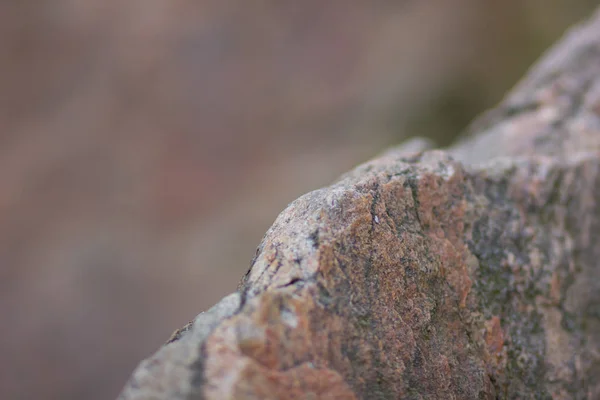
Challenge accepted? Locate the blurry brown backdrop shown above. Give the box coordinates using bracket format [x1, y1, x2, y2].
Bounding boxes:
[0, 1, 596, 399]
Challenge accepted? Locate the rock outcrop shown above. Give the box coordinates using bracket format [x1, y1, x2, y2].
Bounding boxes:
[119, 8, 600, 399]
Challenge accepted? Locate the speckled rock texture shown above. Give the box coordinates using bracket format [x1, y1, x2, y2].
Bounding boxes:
[118, 9, 600, 400]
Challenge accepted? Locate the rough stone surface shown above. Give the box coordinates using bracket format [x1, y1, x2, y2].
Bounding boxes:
[118, 9, 600, 400]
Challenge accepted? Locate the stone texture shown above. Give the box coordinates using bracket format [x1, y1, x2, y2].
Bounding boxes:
[118, 8, 600, 400]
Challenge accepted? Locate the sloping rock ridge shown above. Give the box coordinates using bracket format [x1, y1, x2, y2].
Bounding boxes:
[118, 7, 600, 400]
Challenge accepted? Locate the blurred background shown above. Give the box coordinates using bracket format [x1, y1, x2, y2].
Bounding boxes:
[0, 1, 597, 399]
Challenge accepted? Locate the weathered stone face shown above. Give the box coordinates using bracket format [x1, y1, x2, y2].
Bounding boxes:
[118, 7, 600, 400]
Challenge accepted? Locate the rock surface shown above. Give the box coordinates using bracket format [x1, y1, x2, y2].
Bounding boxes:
[119, 8, 600, 400]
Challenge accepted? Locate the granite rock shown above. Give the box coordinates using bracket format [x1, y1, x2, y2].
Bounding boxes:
[118, 8, 600, 400]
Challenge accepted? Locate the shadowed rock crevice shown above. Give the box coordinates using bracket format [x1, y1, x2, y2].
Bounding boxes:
[119, 8, 600, 400]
